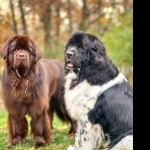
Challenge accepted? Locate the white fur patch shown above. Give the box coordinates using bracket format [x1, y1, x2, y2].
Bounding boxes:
[110, 135, 133, 150]
[64, 72, 127, 149]
[64, 72, 126, 120]
[67, 145, 75, 150]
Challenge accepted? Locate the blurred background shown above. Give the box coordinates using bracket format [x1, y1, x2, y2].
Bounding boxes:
[0, 0, 133, 107]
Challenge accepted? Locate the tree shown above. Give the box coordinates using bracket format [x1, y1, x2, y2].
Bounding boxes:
[40, 0, 52, 54]
[67, 0, 73, 34]
[55, 0, 61, 37]
[80, 0, 89, 31]
[18, 0, 28, 35]
[10, 0, 18, 34]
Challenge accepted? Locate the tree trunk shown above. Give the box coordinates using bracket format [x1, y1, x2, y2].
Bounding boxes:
[96, 0, 102, 32]
[123, 0, 133, 10]
[10, 0, 18, 34]
[55, 0, 61, 37]
[41, 0, 52, 56]
[18, 0, 28, 35]
[80, 0, 89, 31]
[67, 0, 73, 34]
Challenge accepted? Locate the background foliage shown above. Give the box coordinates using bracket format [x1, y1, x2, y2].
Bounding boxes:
[0, 0, 133, 90]
[0, 0, 133, 64]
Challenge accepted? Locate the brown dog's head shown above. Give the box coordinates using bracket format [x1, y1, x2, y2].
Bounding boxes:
[0, 35, 42, 78]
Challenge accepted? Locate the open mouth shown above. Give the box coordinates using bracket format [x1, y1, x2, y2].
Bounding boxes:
[15, 66, 28, 78]
[66, 61, 74, 69]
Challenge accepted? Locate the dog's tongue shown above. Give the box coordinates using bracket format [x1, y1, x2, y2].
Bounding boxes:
[67, 63, 74, 68]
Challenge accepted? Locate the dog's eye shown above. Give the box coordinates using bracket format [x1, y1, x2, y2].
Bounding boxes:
[66, 43, 72, 48]
[28, 47, 32, 52]
[68, 42, 73, 47]
[79, 46, 84, 50]
[91, 48, 97, 52]
[80, 49, 86, 55]
[10, 50, 15, 53]
[9, 49, 17, 54]
[28, 47, 35, 53]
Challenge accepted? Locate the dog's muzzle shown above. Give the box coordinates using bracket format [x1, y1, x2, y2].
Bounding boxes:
[65, 48, 77, 69]
[14, 51, 29, 78]
[17, 52, 27, 61]
[66, 48, 77, 59]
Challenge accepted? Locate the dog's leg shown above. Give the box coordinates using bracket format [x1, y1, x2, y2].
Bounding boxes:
[30, 110, 51, 148]
[8, 113, 28, 145]
[68, 119, 77, 136]
[48, 104, 55, 129]
[68, 119, 104, 150]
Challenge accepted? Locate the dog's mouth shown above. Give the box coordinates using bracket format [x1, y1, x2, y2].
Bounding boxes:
[15, 66, 28, 78]
[66, 61, 74, 70]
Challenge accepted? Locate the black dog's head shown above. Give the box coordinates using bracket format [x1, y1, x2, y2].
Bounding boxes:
[64, 31, 107, 72]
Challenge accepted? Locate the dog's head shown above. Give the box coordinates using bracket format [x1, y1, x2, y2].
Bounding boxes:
[0, 35, 42, 78]
[64, 31, 107, 72]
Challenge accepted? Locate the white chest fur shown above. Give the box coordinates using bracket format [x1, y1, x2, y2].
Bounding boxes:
[64, 72, 126, 121]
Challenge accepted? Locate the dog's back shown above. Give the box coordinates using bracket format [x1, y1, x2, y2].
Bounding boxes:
[41, 59, 77, 135]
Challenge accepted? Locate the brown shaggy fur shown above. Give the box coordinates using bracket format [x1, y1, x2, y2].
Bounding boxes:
[0, 35, 76, 148]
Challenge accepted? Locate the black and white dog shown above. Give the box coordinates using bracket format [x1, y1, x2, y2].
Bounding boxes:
[64, 31, 133, 150]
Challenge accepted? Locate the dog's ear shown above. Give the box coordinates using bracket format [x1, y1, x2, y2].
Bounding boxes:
[90, 39, 107, 67]
[91, 48, 105, 63]
[0, 37, 14, 60]
[31, 39, 43, 61]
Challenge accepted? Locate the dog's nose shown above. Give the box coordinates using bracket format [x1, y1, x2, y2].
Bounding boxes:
[17, 53, 26, 59]
[66, 51, 74, 58]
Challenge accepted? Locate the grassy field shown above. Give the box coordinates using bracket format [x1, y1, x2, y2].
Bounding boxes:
[0, 110, 75, 150]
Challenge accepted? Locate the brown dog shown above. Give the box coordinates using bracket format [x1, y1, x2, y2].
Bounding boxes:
[0, 35, 76, 148]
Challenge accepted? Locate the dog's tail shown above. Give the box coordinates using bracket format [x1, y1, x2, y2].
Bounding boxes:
[50, 95, 77, 135]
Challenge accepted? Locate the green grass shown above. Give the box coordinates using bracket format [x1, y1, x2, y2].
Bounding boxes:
[0, 110, 75, 150]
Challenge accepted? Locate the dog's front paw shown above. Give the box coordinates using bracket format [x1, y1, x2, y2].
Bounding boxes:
[67, 145, 75, 150]
[35, 136, 46, 148]
[12, 136, 22, 145]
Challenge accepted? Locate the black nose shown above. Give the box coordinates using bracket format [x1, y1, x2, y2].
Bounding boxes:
[66, 51, 74, 58]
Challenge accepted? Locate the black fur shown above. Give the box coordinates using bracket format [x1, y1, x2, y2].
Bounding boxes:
[65, 32, 119, 87]
[88, 82, 133, 148]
